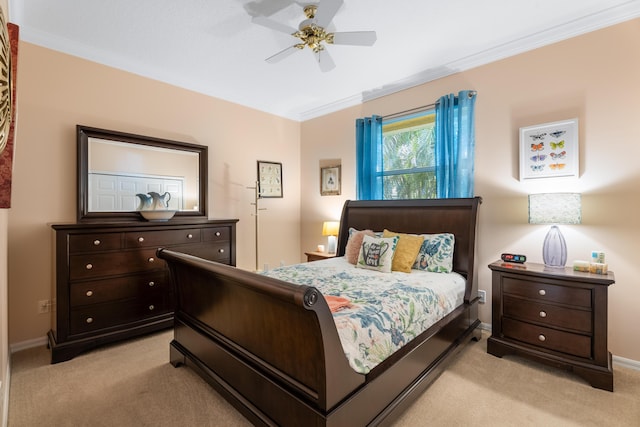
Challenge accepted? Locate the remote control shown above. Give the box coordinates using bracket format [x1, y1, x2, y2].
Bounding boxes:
[501, 253, 527, 263]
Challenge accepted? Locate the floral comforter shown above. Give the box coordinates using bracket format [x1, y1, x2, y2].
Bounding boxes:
[262, 257, 465, 374]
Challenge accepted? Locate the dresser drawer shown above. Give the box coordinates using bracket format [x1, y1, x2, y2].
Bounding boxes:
[70, 271, 169, 307]
[69, 297, 170, 335]
[178, 242, 231, 264]
[69, 233, 121, 253]
[503, 277, 591, 308]
[124, 228, 202, 248]
[202, 227, 231, 242]
[502, 317, 592, 359]
[70, 248, 164, 280]
[503, 295, 592, 333]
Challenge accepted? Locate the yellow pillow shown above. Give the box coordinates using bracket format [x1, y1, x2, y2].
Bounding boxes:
[382, 229, 424, 273]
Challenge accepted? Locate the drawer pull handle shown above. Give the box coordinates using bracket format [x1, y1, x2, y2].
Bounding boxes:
[86, 317, 94, 324]
[219, 248, 225, 254]
[215, 231, 221, 237]
[187, 234, 193, 239]
[86, 290, 93, 297]
[539, 311, 547, 318]
[93, 239, 101, 246]
[148, 257, 155, 263]
[85, 263, 93, 270]
[149, 305, 155, 311]
[138, 237, 145, 243]
[538, 289, 546, 296]
[538, 334, 546, 342]
[148, 281, 155, 287]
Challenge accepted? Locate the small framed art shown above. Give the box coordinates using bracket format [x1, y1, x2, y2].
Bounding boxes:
[320, 165, 341, 196]
[257, 160, 282, 198]
[519, 118, 579, 180]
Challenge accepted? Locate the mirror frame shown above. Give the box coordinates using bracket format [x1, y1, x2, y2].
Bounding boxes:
[77, 125, 208, 222]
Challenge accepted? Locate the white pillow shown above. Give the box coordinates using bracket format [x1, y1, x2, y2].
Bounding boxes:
[356, 235, 399, 273]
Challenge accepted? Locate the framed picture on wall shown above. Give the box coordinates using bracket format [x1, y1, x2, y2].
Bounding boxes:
[320, 165, 341, 196]
[519, 118, 579, 181]
[257, 160, 283, 198]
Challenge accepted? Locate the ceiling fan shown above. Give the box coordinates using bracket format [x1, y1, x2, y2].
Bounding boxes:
[252, 0, 377, 72]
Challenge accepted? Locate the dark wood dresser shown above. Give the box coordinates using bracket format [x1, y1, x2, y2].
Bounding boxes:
[48, 219, 237, 363]
[487, 260, 615, 391]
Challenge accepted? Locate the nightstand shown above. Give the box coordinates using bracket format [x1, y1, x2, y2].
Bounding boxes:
[305, 251, 335, 262]
[487, 260, 615, 391]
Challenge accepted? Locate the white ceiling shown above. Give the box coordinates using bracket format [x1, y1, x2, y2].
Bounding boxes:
[9, 0, 640, 121]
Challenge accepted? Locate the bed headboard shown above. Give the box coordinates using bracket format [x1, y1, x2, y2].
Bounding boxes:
[336, 198, 482, 302]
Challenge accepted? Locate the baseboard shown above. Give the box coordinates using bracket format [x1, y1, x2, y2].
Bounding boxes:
[9, 335, 47, 353]
[1, 358, 9, 427]
[612, 355, 640, 371]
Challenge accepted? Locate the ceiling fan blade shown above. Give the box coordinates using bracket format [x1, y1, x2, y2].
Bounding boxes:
[245, 0, 296, 17]
[314, 0, 344, 28]
[331, 31, 377, 46]
[317, 49, 336, 72]
[266, 45, 300, 63]
[252, 16, 297, 35]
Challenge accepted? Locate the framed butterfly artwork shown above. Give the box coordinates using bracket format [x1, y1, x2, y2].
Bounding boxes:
[519, 118, 579, 180]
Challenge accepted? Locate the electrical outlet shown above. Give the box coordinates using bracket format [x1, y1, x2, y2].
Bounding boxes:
[38, 299, 50, 314]
[478, 290, 486, 304]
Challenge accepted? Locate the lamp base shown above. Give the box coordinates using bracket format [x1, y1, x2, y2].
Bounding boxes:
[542, 225, 567, 268]
[327, 236, 337, 254]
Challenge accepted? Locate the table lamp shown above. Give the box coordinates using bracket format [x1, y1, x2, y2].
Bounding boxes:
[322, 221, 340, 254]
[528, 193, 581, 267]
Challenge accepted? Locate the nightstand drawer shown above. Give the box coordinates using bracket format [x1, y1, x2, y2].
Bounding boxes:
[503, 277, 591, 308]
[502, 317, 592, 359]
[504, 295, 592, 333]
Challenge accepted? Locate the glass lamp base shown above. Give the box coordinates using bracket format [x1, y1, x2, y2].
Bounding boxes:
[327, 235, 337, 254]
[543, 225, 567, 267]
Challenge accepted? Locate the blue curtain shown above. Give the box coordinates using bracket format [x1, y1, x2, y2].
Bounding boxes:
[435, 90, 477, 198]
[355, 115, 383, 200]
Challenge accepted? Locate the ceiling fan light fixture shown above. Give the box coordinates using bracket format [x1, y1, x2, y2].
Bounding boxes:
[253, 0, 375, 71]
[303, 5, 318, 19]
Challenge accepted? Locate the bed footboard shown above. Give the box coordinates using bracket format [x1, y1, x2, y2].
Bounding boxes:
[158, 249, 364, 425]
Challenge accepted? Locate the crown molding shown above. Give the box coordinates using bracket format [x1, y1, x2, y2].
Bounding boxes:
[298, 1, 640, 120]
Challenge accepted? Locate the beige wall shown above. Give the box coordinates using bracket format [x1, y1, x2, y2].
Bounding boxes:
[301, 19, 640, 362]
[8, 42, 301, 344]
[6, 16, 640, 365]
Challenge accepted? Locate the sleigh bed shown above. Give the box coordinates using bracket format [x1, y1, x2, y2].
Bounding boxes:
[158, 197, 482, 426]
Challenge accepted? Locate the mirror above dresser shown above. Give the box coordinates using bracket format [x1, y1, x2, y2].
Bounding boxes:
[76, 125, 208, 222]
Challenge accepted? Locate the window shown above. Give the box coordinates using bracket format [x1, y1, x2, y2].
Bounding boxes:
[382, 111, 436, 199]
[356, 90, 476, 200]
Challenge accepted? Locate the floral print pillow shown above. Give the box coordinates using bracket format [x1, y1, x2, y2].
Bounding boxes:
[356, 235, 399, 273]
[412, 233, 455, 273]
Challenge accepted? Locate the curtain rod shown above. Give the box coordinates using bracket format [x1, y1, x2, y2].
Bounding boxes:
[382, 90, 477, 120]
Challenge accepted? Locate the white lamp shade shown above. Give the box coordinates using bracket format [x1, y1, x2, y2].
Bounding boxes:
[529, 193, 581, 224]
[322, 221, 340, 236]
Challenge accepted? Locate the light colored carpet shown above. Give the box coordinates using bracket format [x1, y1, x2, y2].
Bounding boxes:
[8, 330, 640, 426]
